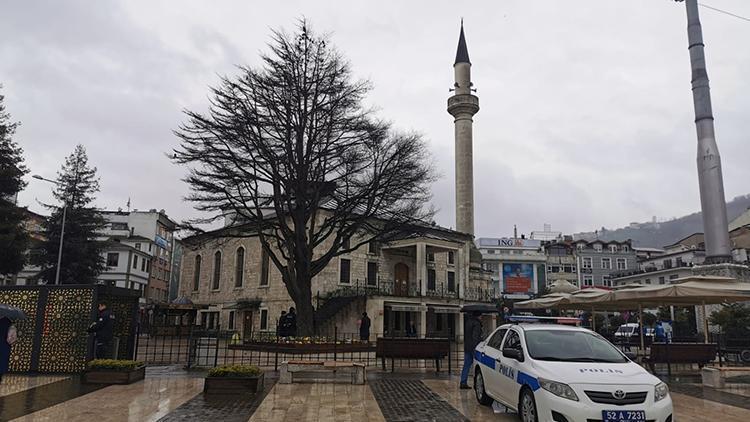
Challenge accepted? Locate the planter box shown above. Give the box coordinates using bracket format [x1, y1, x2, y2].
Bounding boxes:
[83, 366, 146, 384]
[204, 372, 265, 395]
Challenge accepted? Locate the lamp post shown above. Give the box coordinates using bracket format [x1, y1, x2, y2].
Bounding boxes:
[32, 174, 66, 285]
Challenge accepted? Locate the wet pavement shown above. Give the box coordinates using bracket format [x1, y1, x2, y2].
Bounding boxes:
[2, 367, 750, 421]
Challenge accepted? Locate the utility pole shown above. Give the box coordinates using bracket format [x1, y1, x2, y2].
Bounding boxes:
[679, 0, 732, 263]
[33, 174, 67, 285]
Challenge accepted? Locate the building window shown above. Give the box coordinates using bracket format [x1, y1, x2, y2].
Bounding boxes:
[583, 275, 593, 286]
[669, 274, 679, 281]
[582, 257, 592, 269]
[427, 252, 435, 262]
[447, 251, 455, 265]
[609, 245, 617, 253]
[603, 278, 612, 287]
[106, 253, 119, 267]
[616, 258, 627, 270]
[622, 245, 629, 252]
[146, 260, 151, 273]
[658, 276, 666, 284]
[342, 237, 351, 250]
[663, 259, 673, 269]
[148, 243, 152, 252]
[368, 241, 379, 254]
[133, 255, 138, 269]
[235, 247, 245, 288]
[212, 251, 221, 290]
[576, 243, 585, 251]
[228, 311, 235, 330]
[645, 278, 651, 284]
[339, 258, 351, 284]
[141, 258, 146, 272]
[447, 271, 456, 292]
[135, 243, 141, 250]
[427, 269, 436, 291]
[601, 258, 611, 270]
[111, 222, 128, 231]
[193, 255, 201, 291]
[367, 262, 377, 286]
[260, 309, 268, 331]
[593, 244, 603, 252]
[260, 248, 270, 286]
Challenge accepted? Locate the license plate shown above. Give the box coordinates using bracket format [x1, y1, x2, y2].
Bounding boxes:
[602, 410, 646, 422]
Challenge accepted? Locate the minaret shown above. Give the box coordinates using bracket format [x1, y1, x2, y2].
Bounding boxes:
[682, 0, 732, 263]
[448, 21, 479, 235]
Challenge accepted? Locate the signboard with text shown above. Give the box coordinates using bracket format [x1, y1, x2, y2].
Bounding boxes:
[502, 263, 534, 293]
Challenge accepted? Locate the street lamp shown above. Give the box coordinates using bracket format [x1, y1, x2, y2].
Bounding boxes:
[32, 174, 66, 285]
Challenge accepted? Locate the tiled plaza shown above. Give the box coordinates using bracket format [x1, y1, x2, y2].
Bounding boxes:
[2, 367, 750, 421]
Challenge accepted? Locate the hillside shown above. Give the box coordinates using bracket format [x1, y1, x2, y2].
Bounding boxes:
[574, 194, 750, 248]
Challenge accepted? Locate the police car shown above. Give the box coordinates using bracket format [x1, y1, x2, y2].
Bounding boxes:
[473, 320, 673, 422]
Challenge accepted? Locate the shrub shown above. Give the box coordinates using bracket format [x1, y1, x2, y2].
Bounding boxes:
[87, 359, 144, 371]
[207, 364, 262, 378]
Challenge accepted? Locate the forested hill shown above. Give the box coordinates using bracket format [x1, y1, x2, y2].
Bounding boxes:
[574, 194, 750, 248]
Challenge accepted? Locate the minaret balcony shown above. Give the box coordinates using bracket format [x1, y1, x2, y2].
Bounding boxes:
[447, 94, 479, 116]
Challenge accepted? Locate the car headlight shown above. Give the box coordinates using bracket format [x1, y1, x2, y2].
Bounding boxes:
[539, 378, 579, 401]
[654, 382, 669, 402]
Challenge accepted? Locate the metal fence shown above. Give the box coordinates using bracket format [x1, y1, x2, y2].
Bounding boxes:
[134, 326, 466, 372]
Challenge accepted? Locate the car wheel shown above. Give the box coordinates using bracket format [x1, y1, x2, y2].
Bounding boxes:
[474, 367, 493, 406]
[518, 388, 538, 422]
[740, 349, 750, 363]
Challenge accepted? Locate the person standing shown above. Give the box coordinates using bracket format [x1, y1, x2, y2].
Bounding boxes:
[87, 302, 114, 359]
[277, 310, 287, 338]
[0, 317, 14, 382]
[286, 307, 297, 337]
[460, 311, 483, 389]
[359, 312, 371, 342]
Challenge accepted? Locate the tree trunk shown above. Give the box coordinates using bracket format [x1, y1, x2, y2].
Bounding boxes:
[285, 273, 315, 337]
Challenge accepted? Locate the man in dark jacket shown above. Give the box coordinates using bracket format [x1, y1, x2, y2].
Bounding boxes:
[285, 307, 297, 337]
[359, 312, 371, 342]
[460, 311, 483, 389]
[277, 310, 287, 338]
[87, 302, 115, 359]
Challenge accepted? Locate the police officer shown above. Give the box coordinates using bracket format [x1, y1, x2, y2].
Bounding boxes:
[87, 302, 115, 359]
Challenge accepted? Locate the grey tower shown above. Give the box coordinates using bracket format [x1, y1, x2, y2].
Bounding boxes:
[447, 22, 479, 235]
[682, 0, 732, 263]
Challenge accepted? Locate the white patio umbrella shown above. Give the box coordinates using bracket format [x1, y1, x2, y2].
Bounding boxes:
[514, 292, 571, 310]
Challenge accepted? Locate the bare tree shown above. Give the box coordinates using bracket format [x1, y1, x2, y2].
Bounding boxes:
[173, 22, 436, 335]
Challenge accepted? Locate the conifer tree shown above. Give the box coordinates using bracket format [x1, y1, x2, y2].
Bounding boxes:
[34, 145, 106, 284]
[0, 87, 29, 278]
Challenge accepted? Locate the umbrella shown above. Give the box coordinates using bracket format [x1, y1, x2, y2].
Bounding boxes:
[548, 280, 579, 294]
[461, 304, 500, 314]
[0, 304, 27, 320]
[514, 293, 571, 310]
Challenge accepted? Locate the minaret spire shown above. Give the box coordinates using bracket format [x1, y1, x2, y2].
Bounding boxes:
[448, 21, 479, 235]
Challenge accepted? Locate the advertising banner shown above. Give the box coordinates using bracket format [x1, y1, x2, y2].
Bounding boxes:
[502, 263, 534, 293]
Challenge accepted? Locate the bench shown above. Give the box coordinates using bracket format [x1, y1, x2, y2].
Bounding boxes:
[279, 360, 366, 385]
[375, 338, 451, 373]
[702, 366, 750, 388]
[644, 343, 718, 373]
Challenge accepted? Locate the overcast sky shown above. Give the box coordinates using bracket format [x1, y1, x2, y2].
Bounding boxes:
[3, 0, 749, 237]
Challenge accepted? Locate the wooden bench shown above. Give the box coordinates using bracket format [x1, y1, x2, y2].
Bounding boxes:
[644, 343, 718, 372]
[279, 360, 366, 385]
[375, 338, 451, 373]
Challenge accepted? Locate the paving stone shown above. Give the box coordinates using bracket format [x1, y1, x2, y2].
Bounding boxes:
[370, 379, 469, 422]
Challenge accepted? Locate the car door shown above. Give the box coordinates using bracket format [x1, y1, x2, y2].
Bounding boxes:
[496, 328, 525, 407]
[478, 328, 508, 398]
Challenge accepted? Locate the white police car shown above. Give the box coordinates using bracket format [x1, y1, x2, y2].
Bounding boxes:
[473, 323, 673, 422]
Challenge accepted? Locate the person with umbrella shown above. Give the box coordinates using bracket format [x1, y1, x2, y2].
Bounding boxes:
[0, 304, 26, 382]
[87, 302, 115, 359]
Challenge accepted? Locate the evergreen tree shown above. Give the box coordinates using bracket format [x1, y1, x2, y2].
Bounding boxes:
[34, 145, 106, 284]
[0, 86, 30, 278]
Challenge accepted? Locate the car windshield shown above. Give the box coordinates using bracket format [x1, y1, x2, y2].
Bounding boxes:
[525, 330, 628, 363]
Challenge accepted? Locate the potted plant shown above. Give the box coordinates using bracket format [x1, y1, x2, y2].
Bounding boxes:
[204, 364, 264, 395]
[83, 359, 146, 384]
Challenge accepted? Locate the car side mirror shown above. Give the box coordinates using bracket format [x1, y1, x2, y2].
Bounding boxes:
[503, 348, 524, 362]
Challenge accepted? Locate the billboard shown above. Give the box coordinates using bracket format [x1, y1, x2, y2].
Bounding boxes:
[502, 263, 534, 293]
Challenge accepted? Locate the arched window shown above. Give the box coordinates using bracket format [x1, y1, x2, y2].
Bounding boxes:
[212, 251, 222, 290]
[235, 247, 245, 288]
[193, 255, 202, 291]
